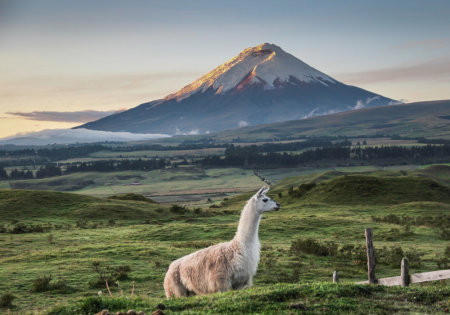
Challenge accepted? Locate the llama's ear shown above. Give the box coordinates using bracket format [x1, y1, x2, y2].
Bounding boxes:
[256, 186, 266, 196]
[263, 186, 270, 194]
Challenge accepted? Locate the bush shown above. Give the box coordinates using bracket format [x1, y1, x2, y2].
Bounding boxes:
[290, 237, 337, 257]
[114, 265, 131, 280]
[169, 205, 186, 214]
[209, 204, 219, 208]
[88, 261, 115, 288]
[438, 227, 450, 240]
[88, 261, 131, 288]
[436, 245, 450, 269]
[0, 292, 15, 308]
[193, 208, 202, 214]
[31, 275, 53, 292]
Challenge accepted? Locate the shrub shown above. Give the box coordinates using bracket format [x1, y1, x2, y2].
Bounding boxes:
[405, 247, 424, 268]
[114, 265, 131, 280]
[169, 205, 186, 214]
[209, 204, 219, 209]
[290, 237, 337, 257]
[0, 292, 15, 308]
[436, 245, 450, 269]
[438, 227, 450, 240]
[107, 219, 116, 226]
[88, 261, 114, 288]
[193, 208, 202, 214]
[278, 193, 282, 198]
[31, 275, 53, 292]
[76, 220, 88, 228]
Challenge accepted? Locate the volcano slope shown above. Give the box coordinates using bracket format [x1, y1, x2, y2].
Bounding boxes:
[2, 166, 450, 314]
[76, 43, 394, 135]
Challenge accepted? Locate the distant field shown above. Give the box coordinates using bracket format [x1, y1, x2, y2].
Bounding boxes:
[8, 168, 263, 203]
[89, 148, 225, 158]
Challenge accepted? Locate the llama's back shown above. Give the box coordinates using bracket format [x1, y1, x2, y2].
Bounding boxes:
[164, 241, 242, 297]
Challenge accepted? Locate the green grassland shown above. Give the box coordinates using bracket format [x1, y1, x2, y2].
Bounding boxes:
[2, 166, 450, 313]
[179, 99, 450, 142]
[7, 168, 263, 202]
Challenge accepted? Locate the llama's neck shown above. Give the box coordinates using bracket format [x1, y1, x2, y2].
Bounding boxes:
[233, 199, 262, 249]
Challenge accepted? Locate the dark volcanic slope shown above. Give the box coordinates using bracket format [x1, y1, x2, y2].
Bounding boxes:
[76, 81, 393, 135]
[75, 43, 395, 135]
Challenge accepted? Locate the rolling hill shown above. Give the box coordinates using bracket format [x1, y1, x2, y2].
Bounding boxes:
[200, 99, 450, 141]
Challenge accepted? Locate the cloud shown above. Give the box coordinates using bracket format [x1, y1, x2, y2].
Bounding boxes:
[175, 128, 200, 135]
[0, 128, 170, 145]
[351, 96, 380, 110]
[302, 108, 341, 119]
[392, 38, 449, 50]
[335, 56, 450, 85]
[238, 121, 248, 127]
[388, 99, 407, 105]
[5, 110, 125, 123]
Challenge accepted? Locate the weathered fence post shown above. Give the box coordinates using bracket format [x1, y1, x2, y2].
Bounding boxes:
[333, 271, 339, 283]
[365, 228, 376, 284]
[401, 258, 409, 287]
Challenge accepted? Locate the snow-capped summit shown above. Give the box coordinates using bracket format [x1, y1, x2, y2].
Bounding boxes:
[76, 44, 397, 135]
[165, 43, 334, 101]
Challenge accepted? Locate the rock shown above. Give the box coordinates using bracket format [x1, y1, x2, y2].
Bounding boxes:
[289, 302, 308, 310]
[126, 311, 137, 315]
[137, 312, 146, 315]
[156, 304, 166, 310]
[95, 311, 110, 315]
[152, 310, 165, 315]
[116, 312, 126, 315]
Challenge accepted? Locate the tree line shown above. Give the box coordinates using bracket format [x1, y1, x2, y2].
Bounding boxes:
[199, 144, 450, 167]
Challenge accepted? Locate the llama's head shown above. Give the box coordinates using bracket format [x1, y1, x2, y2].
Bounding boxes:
[253, 186, 280, 214]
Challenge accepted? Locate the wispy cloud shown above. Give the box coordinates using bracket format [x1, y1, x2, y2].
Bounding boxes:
[391, 38, 449, 50]
[5, 110, 126, 123]
[351, 96, 380, 110]
[0, 128, 169, 145]
[335, 56, 450, 85]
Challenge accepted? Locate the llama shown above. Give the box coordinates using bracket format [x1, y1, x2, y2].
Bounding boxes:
[164, 186, 280, 297]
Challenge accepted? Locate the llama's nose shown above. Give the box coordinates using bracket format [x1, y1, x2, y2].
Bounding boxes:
[276, 202, 280, 207]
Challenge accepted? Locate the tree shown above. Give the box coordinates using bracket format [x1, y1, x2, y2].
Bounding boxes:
[363, 140, 367, 145]
[357, 141, 361, 146]
[0, 166, 8, 179]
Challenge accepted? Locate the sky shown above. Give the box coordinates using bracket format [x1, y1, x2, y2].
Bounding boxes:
[0, 0, 449, 138]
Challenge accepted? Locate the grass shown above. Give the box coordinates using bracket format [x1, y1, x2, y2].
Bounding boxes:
[3, 165, 450, 313]
[8, 168, 263, 201]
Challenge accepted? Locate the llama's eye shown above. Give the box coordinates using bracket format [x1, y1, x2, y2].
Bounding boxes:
[262, 198, 268, 202]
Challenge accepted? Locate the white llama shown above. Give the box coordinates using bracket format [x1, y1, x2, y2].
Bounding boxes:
[164, 186, 280, 297]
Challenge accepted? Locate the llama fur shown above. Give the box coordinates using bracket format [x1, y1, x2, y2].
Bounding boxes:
[164, 186, 280, 297]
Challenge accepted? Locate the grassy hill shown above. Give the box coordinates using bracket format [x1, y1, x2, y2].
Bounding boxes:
[2, 166, 450, 313]
[197, 99, 450, 141]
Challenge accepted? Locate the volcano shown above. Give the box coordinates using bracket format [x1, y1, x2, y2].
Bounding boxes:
[76, 43, 397, 135]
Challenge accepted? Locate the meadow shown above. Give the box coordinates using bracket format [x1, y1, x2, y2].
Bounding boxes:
[2, 166, 450, 313]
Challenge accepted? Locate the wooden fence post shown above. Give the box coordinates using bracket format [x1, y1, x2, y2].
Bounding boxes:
[365, 228, 376, 284]
[333, 271, 339, 283]
[401, 258, 409, 287]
